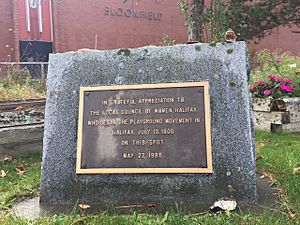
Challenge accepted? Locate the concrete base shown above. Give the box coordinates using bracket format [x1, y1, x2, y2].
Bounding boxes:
[12, 173, 279, 219]
[0, 124, 43, 156]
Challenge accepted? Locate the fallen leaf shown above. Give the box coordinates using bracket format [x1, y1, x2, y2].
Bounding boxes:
[0, 155, 12, 162]
[210, 198, 237, 212]
[16, 164, 26, 175]
[0, 170, 6, 178]
[293, 167, 300, 173]
[3, 210, 13, 216]
[228, 185, 236, 193]
[256, 155, 263, 161]
[145, 204, 156, 208]
[15, 106, 24, 111]
[78, 204, 91, 209]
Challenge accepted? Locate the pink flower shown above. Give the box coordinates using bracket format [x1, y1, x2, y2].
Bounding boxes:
[285, 86, 294, 92]
[284, 78, 293, 83]
[280, 84, 294, 92]
[277, 58, 283, 64]
[280, 84, 288, 90]
[249, 86, 255, 91]
[276, 77, 284, 83]
[264, 90, 272, 95]
[268, 75, 277, 80]
[255, 81, 265, 85]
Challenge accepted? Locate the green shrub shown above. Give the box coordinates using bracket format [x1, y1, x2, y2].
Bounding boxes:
[0, 66, 46, 100]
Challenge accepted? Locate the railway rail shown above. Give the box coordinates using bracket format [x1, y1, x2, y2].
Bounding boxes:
[0, 98, 46, 112]
[0, 98, 46, 129]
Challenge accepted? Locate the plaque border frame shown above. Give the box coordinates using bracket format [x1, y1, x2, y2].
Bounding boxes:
[76, 82, 212, 174]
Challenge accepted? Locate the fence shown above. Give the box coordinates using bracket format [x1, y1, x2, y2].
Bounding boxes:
[0, 62, 48, 80]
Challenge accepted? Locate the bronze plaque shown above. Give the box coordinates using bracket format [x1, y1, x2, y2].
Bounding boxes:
[76, 82, 212, 174]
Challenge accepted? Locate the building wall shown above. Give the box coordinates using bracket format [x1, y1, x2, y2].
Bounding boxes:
[0, 0, 299, 62]
[52, 0, 299, 55]
[17, 0, 52, 41]
[52, 0, 187, 52]
[249, 25, 300, 56]
[0, 0, 15, 61]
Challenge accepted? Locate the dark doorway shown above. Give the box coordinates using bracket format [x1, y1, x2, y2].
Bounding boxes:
[19, 41, 52, 78]
[20, 40, 52, 62]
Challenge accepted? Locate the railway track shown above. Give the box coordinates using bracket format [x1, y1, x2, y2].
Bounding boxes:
[0, 98, 46, 128]
[0, 98, 46, 112]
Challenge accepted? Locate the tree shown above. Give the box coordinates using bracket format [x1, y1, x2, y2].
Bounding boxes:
[187, 0, 205, 42]
[179, 0, 300, 42]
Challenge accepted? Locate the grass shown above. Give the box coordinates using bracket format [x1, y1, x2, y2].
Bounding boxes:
[256, 131, 300, 216]
[0, 131, 299, 224]
[0, 210, 293, 225]
[0, 153, 41, 210]
[0, 67, 46, 100]
[0, 84, 45, 100]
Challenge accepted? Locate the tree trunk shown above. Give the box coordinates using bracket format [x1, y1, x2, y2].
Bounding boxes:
[188, 0, 205, 42]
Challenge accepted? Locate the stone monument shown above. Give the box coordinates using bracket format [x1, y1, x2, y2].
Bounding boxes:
[40, 42, 257, 211]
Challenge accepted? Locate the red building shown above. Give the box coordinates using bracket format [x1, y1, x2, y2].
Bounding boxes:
[0, 0, 299, 62]
[0, 0, 17, 62]
[51, 0, 187, 52]
[0, 0, 53, 62]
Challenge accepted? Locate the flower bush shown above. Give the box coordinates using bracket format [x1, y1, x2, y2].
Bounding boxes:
[249, 76, 296, 99]
[250, 50, 300, 99]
